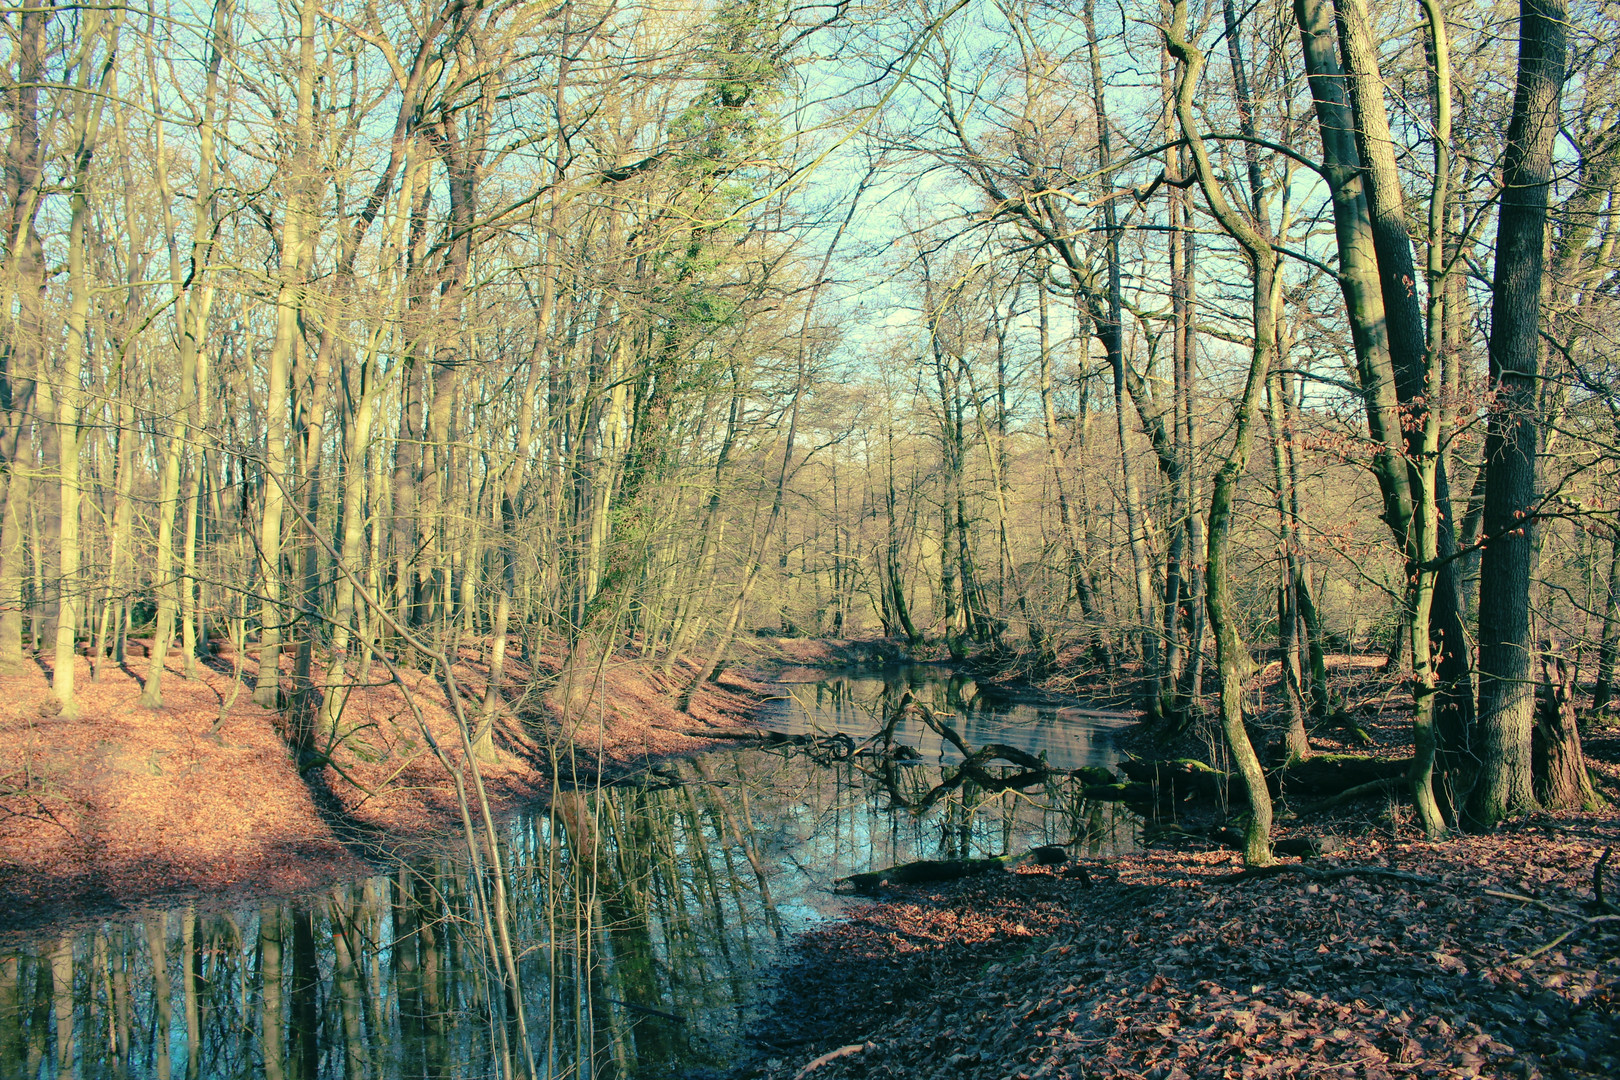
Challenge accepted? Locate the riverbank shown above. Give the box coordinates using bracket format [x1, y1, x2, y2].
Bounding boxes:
[0, 641, 773, 935]
[724, 641, 1620, 1079]
[745, 821, 1620, 1080]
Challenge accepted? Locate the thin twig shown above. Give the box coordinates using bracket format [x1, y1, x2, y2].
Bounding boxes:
[1517, 915, 1620, 961]
[793, 1042, 874, 1080]
[1595, 847, 1615, 912]
[1482, 889, 1581, 918]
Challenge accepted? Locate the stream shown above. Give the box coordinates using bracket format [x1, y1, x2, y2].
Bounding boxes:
[0, 666, 1137, 1080]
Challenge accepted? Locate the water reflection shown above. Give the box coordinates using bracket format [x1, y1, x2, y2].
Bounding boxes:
[765, 664, 1131, 772]
[1, 672, 1134, 1080]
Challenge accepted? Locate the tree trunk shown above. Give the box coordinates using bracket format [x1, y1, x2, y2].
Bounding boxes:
[1037, 276, 1110, 670]
[1292, 0, 1412, 546]
[0, 0, 48, 671]
[54, 10, 118, 716]
[1594, 532, 1620, 713]
[1532, 641, 1602, 811]
[1470, 0, 1566, 828]
[316, 352, 378, 744]
[253, 0, 318, 711]
[1165, 0, 1276, 866]
[1266, 367, 1309, 763]
[884, 419, 922, 645]
[1337, 0, 1474, 783]
[1084, 0, 1157, 695]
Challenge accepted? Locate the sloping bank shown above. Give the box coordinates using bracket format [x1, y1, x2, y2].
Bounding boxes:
[743, 825, 1619, 1080]
[0, 642, 770, 936]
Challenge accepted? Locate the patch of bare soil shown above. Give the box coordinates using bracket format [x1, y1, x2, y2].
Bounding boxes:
[745, 823, 1620, 1080]
[0, 641, 770, 936]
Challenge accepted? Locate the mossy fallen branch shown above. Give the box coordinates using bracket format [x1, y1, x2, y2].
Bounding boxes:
[835, 845, 1068, 894]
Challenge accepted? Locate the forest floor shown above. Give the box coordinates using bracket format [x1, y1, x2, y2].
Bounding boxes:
[737, 652, 1620, 1080]
[744, 821, 1620, 1080]
[0, 635, 819, 937]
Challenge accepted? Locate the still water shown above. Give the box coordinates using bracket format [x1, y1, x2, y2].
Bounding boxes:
[0, 668, 1134, 1080]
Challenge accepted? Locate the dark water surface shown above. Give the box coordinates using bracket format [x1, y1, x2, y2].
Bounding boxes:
[0, 668, 1135, 1080]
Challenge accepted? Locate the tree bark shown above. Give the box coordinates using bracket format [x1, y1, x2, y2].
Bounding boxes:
[252, 0, 319, 711]
[53, 10, 118, 716]
[1532, 640, 1602, 811]
[0, 1, 49, 671]
[1037, 271, 1111, 670]
[1470, 0, 1567, 828]
[1336, 0, 1474, 784]
[1292, 0, 1412, 545]
[1595, 532, 1620, 713]
[1165, 0, 1276, 867]
[1084, 0, 1157, 696]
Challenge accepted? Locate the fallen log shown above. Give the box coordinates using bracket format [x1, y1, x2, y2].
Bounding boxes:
[1118, 758, 1225, 803]
[1078, 781, 1155, 805]
[1145, 823, 1345, 858]
[835, 845, 1069, 894]
[1117, 754, 1413, 805]
[1069, 766, 1118, 786]
[1273, 753, 1409, 796]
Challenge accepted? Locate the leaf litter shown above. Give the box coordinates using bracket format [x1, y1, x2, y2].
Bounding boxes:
[742, 824, 1620, 1080]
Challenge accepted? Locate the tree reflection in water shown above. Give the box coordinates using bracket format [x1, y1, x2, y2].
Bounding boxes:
[1, 736, 1134, 1079]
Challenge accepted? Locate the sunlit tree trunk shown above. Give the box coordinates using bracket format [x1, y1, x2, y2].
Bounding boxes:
[253, 0, 318, 710]
[144, 0, 227, 708]
[54, 10, 118, 716]
[1083, 0, 1156, 690]
[1165, 0, 1276, 866]
[94, 56, 153, 683]
[1036, 270, 1110, 670]
[1532, 637, 1602, 810]
[1336, 0, 1472, 803]
[0, 1, 49, 671]
[1266, 364, 1310, 764]
[884, 415, 922, 645]
[316, 350, 378, 744]
[1173, 164, 1209, 712]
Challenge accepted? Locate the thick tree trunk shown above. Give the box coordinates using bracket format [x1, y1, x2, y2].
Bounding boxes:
[1336, 0, 1474, 785]
[1470, 0, 1566, 827]
[1292, 0, 1412, 543]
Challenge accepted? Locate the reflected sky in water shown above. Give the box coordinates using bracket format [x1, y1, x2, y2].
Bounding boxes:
[0, 668, 1133, 1080]
[761, 664, 1132, 772]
